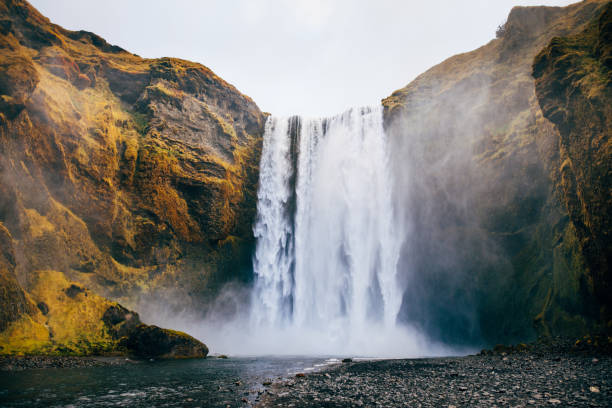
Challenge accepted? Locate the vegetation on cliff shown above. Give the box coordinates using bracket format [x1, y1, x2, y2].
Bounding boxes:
[0, 0, 610, 355]
[0, 0, 264, 355]
[533, 1, 612, 330]
[383, 0, 611, 345]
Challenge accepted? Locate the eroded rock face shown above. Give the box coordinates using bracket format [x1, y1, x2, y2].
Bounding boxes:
[0, 0, 264, 354]
[533, 2, 612, 325]
[0, 0, 264, 307]
[383, 0, 610, 345]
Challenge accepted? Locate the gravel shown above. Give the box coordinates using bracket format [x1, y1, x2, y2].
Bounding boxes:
[256, 353, 611, 407]
[0, 355, 130, 370]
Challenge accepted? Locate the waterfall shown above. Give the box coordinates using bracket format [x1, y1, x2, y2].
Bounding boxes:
[251, 106, 414, 354]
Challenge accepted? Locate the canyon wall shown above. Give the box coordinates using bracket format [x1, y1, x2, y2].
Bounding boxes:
[0, 0, 610, 354]
[0, 0, 264, 354]
[383, 0, 611, 345]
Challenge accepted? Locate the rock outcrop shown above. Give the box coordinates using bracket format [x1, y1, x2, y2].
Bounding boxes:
[0, 0, 264, 355]
[533, 2, 612, 327]
[383, 0, 611, 345]
[124, 325, 208, 359]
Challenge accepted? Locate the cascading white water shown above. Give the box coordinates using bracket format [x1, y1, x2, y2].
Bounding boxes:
[251, 116, 297, 327]
[150, 105, 454, 357]
[250, 106, 426, 355]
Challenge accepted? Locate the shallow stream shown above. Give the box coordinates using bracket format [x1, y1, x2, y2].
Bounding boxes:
[0, 356, 338, 407]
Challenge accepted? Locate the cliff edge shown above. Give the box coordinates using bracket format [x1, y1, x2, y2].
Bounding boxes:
[0, 0, 264, 355]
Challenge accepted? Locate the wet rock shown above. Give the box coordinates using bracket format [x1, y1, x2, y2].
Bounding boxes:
[36, 301, 49, 315]
[125, 324, 208, 359]
[102, 304, 141, 339]
[256, 354, 612, 407]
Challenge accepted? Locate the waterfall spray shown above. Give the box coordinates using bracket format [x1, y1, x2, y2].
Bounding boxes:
[250, 106, 421, 355]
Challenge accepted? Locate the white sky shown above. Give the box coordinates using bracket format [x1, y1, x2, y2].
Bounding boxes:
[30, 0, 576, 117]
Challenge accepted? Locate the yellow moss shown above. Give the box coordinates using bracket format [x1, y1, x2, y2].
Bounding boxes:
[217, 235, 240, 249]
[206, 107, 237, 141]
[147, 81, 183, 100]
[0, 314, 49, 356]
[0, 270, 119, 355]
[23, 208, 55, 238]
[110, 257, 153, 287]
[123, 138, 138, 161]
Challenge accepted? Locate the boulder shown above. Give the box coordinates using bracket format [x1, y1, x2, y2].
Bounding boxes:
[125, 324, 208, 359]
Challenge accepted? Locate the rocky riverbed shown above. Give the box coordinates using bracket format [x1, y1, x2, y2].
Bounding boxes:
[256, 353, 611, 407]
[0, 356, 131, 370]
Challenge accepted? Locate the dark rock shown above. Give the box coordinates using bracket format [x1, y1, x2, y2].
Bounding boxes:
[64, 284, 84, 298]
[0, 267, 35, 332]
[102, 304, 141, 339]
[125, 324, 208, 359]
[533, 1, 612, 325]
[36, 301, 49, 315]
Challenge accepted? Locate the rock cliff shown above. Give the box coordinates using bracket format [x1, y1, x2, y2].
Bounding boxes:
[383, 0, 611, 345]
[533, 2, 611, 329]
[0, 0, 264, 355]
[0, 0, 610, 354]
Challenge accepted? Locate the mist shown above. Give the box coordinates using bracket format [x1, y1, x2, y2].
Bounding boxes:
[4, 0, 586, 358]
[383, 2, 561, 345]
[136, 281, 463, 358]
[136, 107, 477, 358]
[139, 1, 569, 352]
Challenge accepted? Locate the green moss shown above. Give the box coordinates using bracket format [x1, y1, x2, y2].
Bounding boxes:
[130, 111, 149, 136]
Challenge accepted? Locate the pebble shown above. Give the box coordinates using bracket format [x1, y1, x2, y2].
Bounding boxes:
[0, 356, 126, 370]
[256, 354, 611, 407]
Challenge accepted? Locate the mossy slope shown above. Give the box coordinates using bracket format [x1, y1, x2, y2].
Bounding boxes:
[0, 0, 264, 354]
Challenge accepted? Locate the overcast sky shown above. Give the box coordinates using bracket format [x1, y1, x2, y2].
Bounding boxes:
[30, 0, 576, 117]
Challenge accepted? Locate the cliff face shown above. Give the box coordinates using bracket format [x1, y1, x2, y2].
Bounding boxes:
[0, 0, 264, 354]
[1, 0, 610, 355]
[383, 0, 611, 345]
[533, 2, 612, 327]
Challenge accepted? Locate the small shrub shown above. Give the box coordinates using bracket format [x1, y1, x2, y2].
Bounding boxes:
[496, 22, 507, 38]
